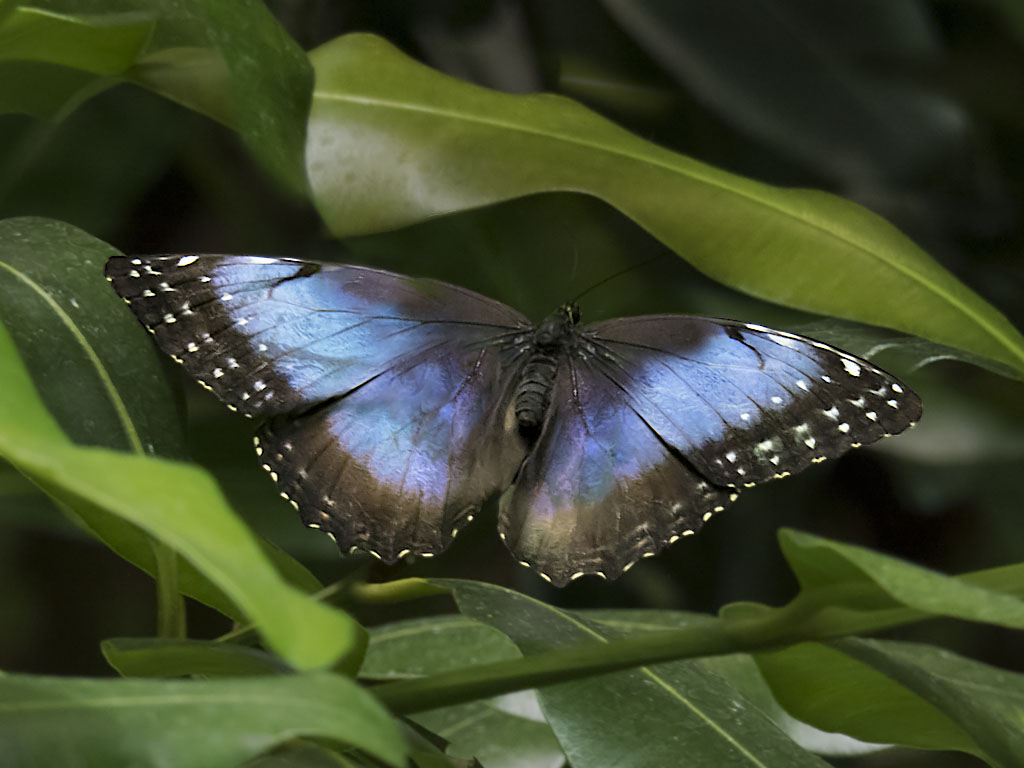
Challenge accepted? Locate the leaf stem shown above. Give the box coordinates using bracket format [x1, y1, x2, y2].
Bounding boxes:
[371, 585, 928, 716]
[153, 542, 186, 639]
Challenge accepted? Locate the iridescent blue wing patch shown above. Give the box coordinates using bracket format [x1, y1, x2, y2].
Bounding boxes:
[583, 316, 921, 491]
[501, 315, 920, 585]
[105, 254, 530, 559]
[499, 358, 736, 586]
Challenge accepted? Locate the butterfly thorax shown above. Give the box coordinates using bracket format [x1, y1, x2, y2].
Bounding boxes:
[514, 304, 581, 439]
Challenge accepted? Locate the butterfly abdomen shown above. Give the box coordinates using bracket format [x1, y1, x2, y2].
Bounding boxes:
[515, 350, 560, 438]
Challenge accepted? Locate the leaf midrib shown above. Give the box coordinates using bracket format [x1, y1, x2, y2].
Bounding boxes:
[0, 261, 143, 453]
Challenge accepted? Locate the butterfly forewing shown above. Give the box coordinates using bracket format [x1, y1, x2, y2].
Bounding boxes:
[104, 255, 529, 418]
[106, 254, 531, 560]
[583, 316, 922, 489]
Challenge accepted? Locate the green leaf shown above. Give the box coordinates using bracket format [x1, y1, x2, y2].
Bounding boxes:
[0, 215, 322, 612]
[755, 641, 987, 759]
[1, 3, 311, 194]
[0, 319, 358, 670]
[841, 638, 1024, 766]
[306, 32, 1024, 376]
[577, 610, 885, 758]
[437, 580, 828, 767]
[365, 615, 565, 767]
[0, 6, 153, 75]
[102, 637, 291, 678]
[0, 216, 184, 456]
[414, 701, 564, 768]
[363, 616, 520, 679]
[777, 528, 1024, 630]
[129, 0, 313, 195]
[0, 672, 405, 768]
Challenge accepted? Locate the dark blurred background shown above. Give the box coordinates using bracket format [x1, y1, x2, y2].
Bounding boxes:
[2, 2, 1023, 764]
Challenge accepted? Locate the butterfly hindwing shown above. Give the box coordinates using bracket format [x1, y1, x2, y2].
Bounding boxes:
[258, 337, 527, 561]
[106, 254, 531, 560]
[583, 316, 922, 488]
[499, 357, 736, 586]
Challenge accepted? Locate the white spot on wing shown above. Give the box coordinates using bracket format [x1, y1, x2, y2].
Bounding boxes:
[842, 358, 862, 377]
[767, 333, 796, 348]
[176, 255, 199, 267]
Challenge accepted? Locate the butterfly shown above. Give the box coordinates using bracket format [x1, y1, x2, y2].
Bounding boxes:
[105, 254, 921, 586]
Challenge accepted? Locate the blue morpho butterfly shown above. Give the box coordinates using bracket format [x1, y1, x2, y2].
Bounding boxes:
[105, 254, 921, 586]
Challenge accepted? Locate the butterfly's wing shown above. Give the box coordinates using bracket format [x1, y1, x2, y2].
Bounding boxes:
[500, 315, 920, 586]
[105, 254, 530, 560]
[499, 355, 737, 586]
[586, 316, 921, 488]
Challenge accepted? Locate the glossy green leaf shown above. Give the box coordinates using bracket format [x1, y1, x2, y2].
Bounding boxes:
[438, 580, 828, 767]
[0, 320, 358, 670]
[0, 215, 322, 614]
[0, 6, 152, 74]
[777, 528, 1024, 630]
[839, 638, 1024, 767]
[414, 700, 564, 768]
[1, 3, 311, 193]
[102, 637, 291, 678]
[755, 641, 986, 759]
[363, 616, 520, 679]
[0, 672, 405, 768]
[0, 216, 184, 456]
[131, 0, 312, 195]
[307, 32, 1024, 376]
[365, 615, 565, 767]
[577, 610, 884, 758]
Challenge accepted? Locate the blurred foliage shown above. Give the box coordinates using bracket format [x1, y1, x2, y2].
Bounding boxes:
[1, 1, 1024, 767]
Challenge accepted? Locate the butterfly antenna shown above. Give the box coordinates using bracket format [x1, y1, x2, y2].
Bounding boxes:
[570, 252, 671, 305]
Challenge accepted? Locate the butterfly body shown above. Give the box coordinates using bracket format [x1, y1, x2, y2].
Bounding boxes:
[513, 304, 583, 437]
[105, 254, 921, 586]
